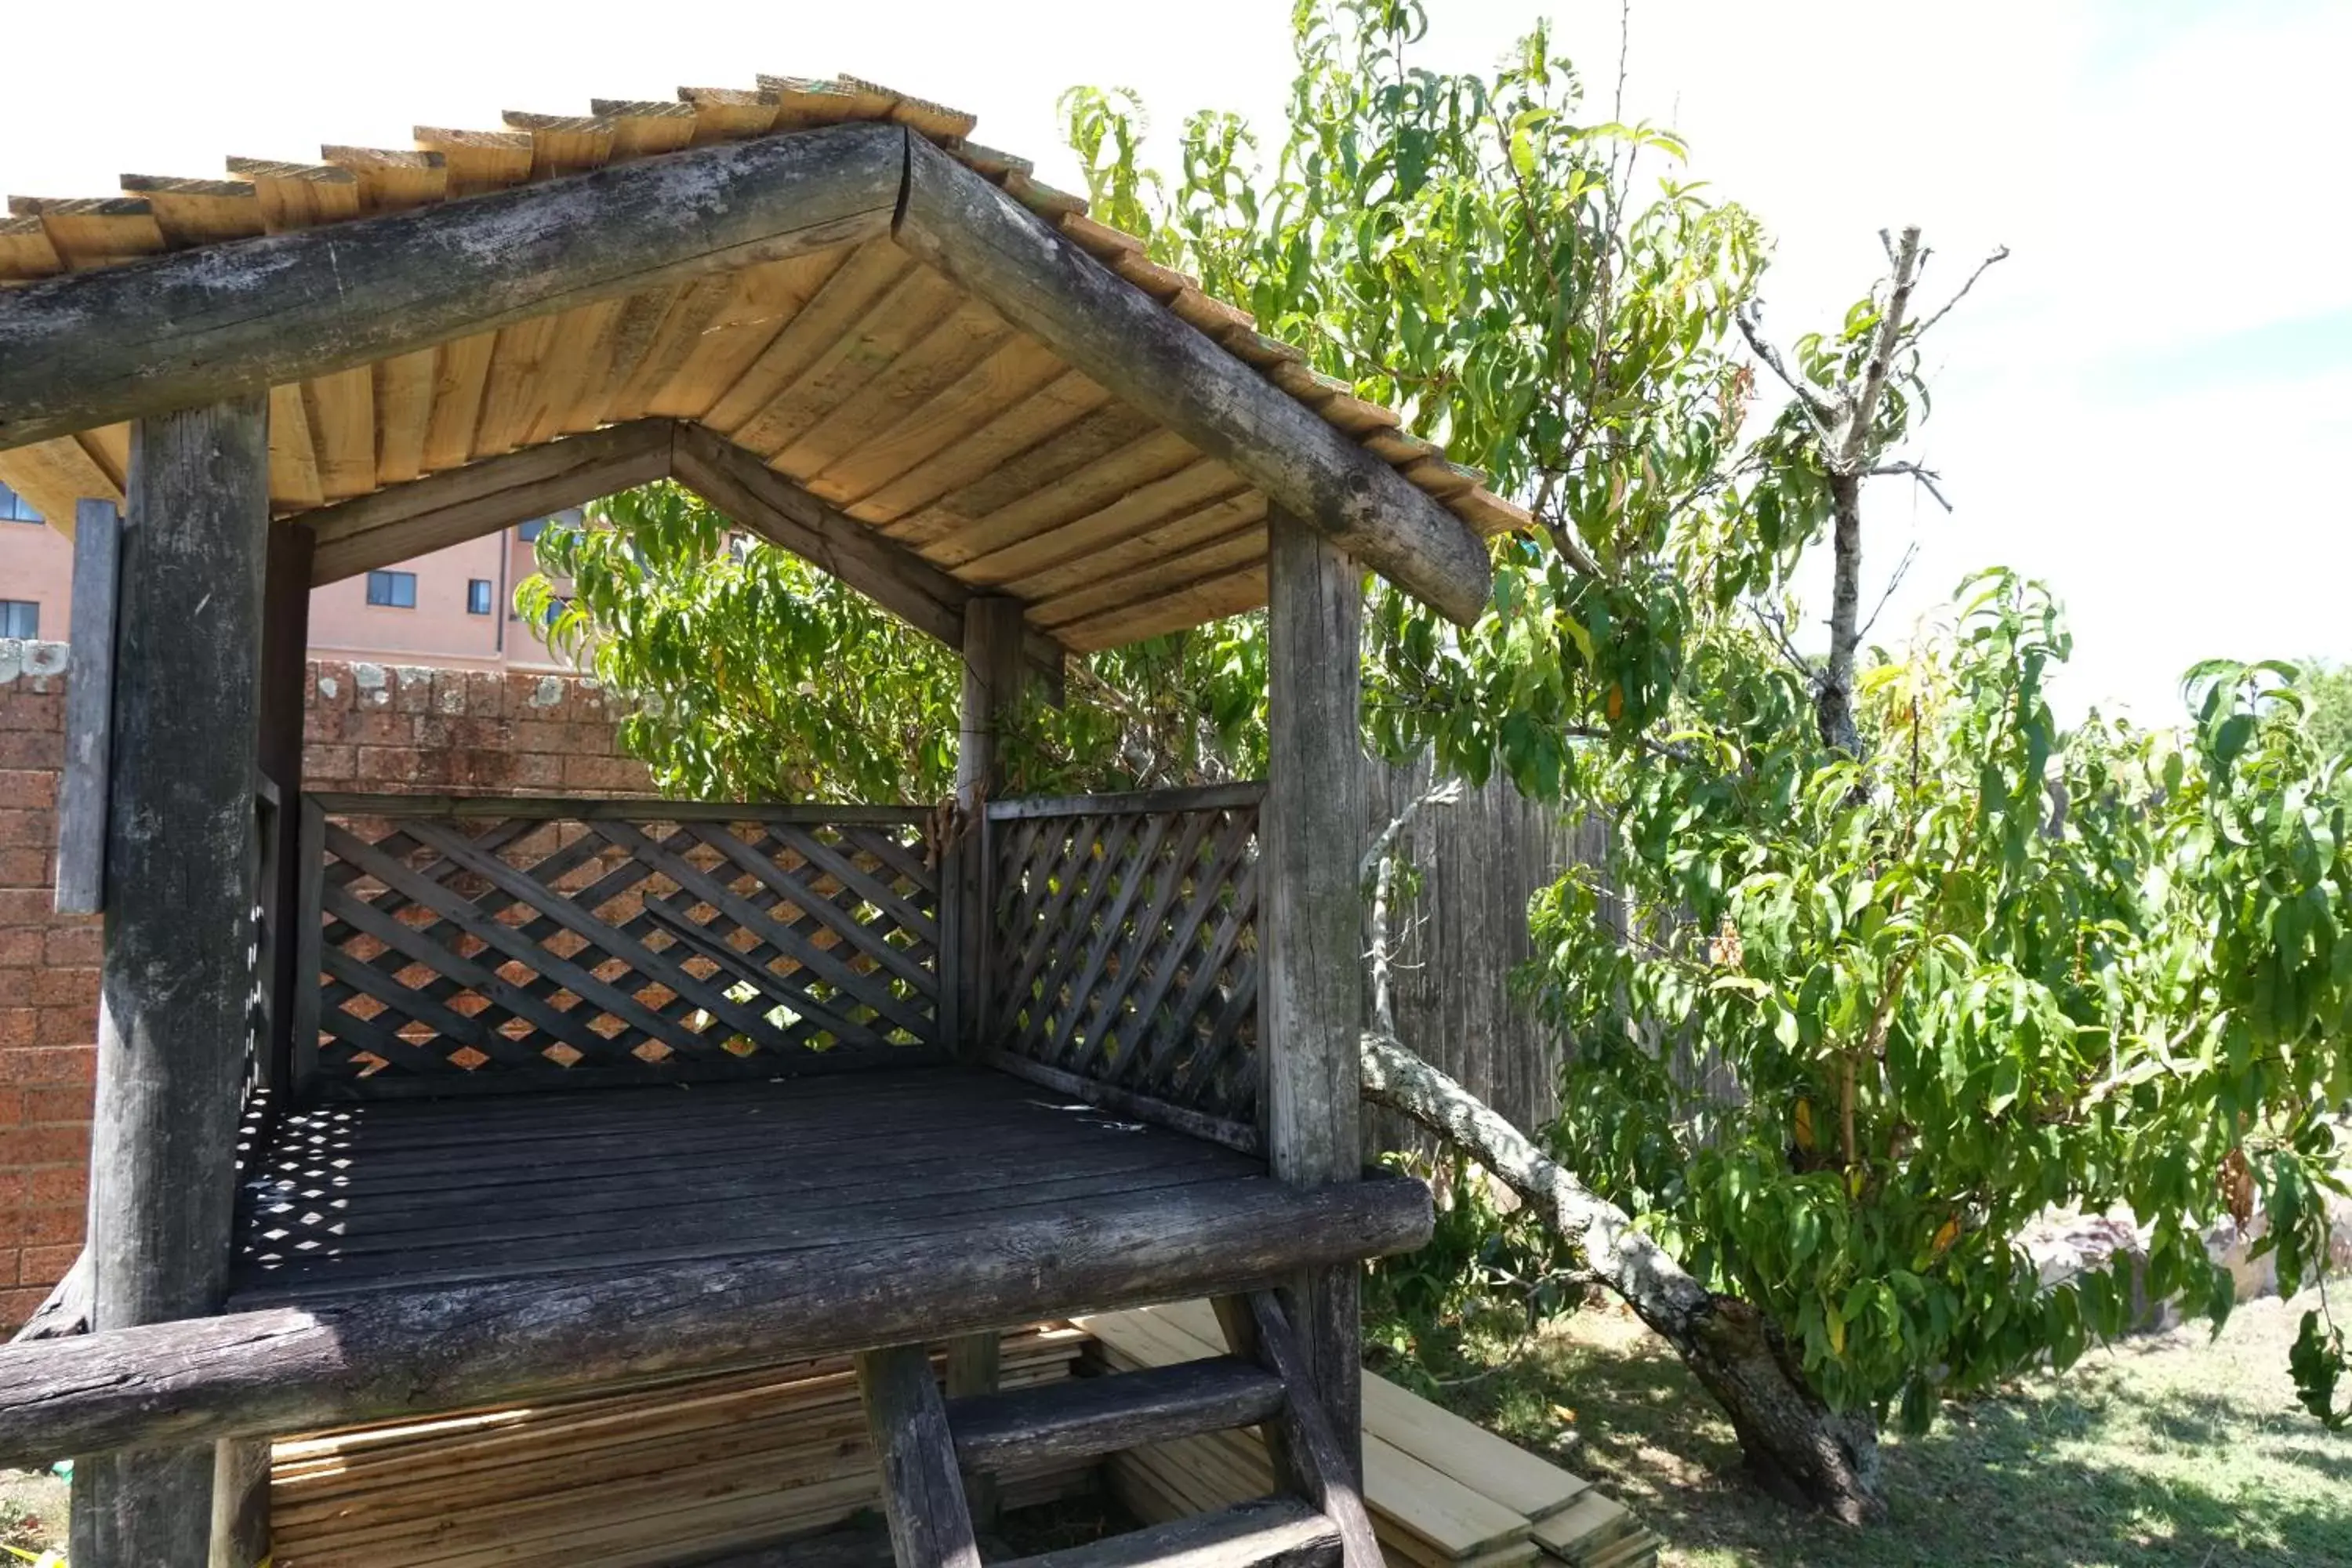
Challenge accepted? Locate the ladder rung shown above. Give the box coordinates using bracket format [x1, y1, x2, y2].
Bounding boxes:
[946, 1356, 1286, 1472]
[993, 1497, 1340, 1568]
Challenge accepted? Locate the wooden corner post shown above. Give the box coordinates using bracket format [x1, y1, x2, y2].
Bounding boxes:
[943, 593, 1029, 1524]
[69, 395, 271, 1568]
[1264, 506, 1368, 1470]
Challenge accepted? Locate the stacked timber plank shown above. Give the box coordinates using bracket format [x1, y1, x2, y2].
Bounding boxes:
[1080, 1304, 1661, 1568]
[267, 1326, 1091, 1568]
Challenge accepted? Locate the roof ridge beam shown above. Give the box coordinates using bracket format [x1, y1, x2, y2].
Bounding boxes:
[0, 122, 906, 453]
[891, 135, 1491, 625]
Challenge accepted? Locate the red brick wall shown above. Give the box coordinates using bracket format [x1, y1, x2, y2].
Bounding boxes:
[0, 642, 647, 1327]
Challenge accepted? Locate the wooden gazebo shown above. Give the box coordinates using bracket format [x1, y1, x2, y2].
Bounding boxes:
[0, 74, 1516, 1568]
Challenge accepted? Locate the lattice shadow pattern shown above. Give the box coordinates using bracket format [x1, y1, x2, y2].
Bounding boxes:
[303, 799, 941, 1095]
[986, 793, 1261, 1125]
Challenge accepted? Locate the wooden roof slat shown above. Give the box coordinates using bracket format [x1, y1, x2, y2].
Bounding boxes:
[420, 333, 497, 474]
[803, 333, 1069, 508]
[75, 426, 129, 492]
[676, 86, 781, 144]
[562, 285, 686, 432]
[0, 434, 121, 525]
[919, 428, 1200, 567]
[1006, 489, 1268, 608]
[223, 158, 362, 233]
[873, 397, 1153, 546]
[588, 100, 699, 161]
[767, 295, 1009, 479]
[267, 382, 325, 511]
[847, 368, 1112, 528]
[728, 267, 967, 460]
[373, 349, 438, 485]
[0, 216, 64, 283]
[521, 296, 628, 445]
[950, 142, 1034, 183]
[319, 147, 450, 214]
[1027, 514, 1268, 631]
[7, 196, 165, 270]
[117, 176, 264, 247]
[701, 242, 913, 434]
[1055, 561, 1269, 652]
[471, 314, 566, 457]
[303, 365, 379, 499]
[1445, 488, 1534, 538]
[955, 458, 1250, 587]
[648, 249, 861, 423]
[502, 112, 620, 180]
[412, 128, 535, 197]
[604, 275, 739, 422]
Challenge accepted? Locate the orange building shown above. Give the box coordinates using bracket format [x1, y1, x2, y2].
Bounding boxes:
[0, 479, 573, 671]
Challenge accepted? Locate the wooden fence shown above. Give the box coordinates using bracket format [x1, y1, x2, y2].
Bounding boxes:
[294, 794, 944, 1098]
[1363, 757, 1603, 1149]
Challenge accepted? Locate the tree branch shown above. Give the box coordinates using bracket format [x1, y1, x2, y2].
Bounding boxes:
[1866, 462, 1952, 513]
[1835, 227, 1926, 474]
[1911, 245, 2010, 341]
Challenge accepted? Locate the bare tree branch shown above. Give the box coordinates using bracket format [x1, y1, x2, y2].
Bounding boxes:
[1856, 541, 1918, 644]
[1866, 462, 1953, 513]
[1735, 305, 1838, 434]
[1911, 245, 2011, 341]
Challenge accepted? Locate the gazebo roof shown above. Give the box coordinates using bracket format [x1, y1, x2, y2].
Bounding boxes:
[0, 73, 1523, 655]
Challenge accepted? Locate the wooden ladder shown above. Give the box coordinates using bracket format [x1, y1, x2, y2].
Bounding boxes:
[855, 1290, 1381, 1568]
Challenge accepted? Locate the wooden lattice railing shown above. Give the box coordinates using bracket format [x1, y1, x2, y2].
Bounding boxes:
[294, 794, 943, 1098]
[982, 782, 1264, 1150]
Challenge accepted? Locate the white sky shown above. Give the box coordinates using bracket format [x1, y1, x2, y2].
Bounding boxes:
[5, 0, 2344, 724]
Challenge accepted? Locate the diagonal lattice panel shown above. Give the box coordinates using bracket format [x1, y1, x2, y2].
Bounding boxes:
[300, 797, 941, 1094]
[986, 786, 1262, 1126]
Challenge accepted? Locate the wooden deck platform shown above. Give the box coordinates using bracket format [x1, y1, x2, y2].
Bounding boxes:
[230, 1066, 1267, 1305]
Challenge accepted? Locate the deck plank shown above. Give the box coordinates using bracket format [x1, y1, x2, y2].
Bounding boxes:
[233, 1067, 1267, 1303]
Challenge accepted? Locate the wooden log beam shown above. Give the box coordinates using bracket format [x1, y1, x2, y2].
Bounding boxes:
[71, 397, 271, 1567]
[893, 136, 1491, 627]
[1262, 508, 1370, 1471]
[671, 425, 1065, 686]
[0, 123, 904, 452]
[0, 1174, 1431, 1469]
[301, 419, 676, 584]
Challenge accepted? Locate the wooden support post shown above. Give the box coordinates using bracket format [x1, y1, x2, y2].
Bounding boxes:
[256, 522, 313, 1090]
[69, 396, 270, 1568]
[1262, 506, 1367, 1473]
[855, 1344, 982, 1568]
[53, 498, 122, 914]
[945, 594, 1028, 1528]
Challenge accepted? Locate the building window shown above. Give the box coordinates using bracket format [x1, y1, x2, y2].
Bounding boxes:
[517, 518, 546, 543]
[0, 483, 39, 523]
[466, 578, 494, 615]
[0, 601, 37, 638]
[365, 570, 417, 608]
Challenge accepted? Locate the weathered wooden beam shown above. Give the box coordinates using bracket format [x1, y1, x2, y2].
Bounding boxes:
[855, 1344, 982, 1568]
[1261, 508, 1369, 1469]
[946, 1355, 1286, 1472]
[0, 1174, 1432, 1468]
[70, 397, 271, 1568]
[893, 136, 1491, 627]
[52, 498, 122, 914]
[302, 419, 675, 584]
[0, 124, 904, 452]
[1223, 1292, 1383, 1568]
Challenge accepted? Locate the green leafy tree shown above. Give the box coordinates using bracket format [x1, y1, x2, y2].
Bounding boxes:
[522, 481, 1268, 804]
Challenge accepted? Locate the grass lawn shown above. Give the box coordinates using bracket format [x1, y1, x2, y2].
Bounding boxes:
[1397, 1287, 2352, 1568]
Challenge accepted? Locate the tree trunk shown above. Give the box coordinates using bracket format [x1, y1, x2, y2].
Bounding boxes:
[1359, 1033, 1885, 1523]
[1816, 471, 1864, 755]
